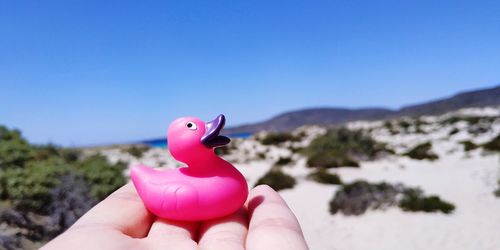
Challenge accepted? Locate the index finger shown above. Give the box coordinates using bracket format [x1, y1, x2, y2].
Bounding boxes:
[245, 185, 309, 250]
[70, 182, 154, 238]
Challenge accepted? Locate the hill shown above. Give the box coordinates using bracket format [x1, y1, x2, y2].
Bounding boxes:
[224, 84, 500, 134]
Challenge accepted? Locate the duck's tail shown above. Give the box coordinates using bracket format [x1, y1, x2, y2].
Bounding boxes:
[130, 164, 156, 197]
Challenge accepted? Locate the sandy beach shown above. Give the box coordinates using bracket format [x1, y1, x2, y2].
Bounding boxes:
[94, 107, 500, 250]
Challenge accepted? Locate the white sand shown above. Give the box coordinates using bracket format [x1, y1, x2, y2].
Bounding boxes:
[97, 107, 500, 250]
[274, 153, 500, 250]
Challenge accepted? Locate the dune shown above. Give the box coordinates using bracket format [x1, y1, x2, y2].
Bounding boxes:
[97, 106, 500, 250]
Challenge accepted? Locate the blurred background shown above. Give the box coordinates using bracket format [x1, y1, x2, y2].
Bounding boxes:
[1, 1, 499, 249]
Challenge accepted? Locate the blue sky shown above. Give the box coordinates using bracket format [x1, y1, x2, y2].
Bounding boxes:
[1, 1, 499, 146]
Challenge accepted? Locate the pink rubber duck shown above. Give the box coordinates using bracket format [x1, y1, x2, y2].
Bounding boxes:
[131, 114, 248, 221]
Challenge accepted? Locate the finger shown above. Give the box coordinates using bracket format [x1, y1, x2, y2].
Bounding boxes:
[146, 217, 199, 249]
[70, 182, 154, 238]
[245, 185, 309, 250]
[198, 208, 248, 250]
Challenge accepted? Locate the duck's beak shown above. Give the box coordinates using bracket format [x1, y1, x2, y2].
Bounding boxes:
[201, 114, 231, 148]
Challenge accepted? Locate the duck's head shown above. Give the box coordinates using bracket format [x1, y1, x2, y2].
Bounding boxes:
[167, 114, 230, 163]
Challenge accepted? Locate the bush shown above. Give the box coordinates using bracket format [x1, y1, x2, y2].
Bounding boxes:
[329, 180, 455, 215]
[0, 125, 128, 247]
[441, 116, 488, 125]
[329, 181, 401, 215]
[307, 152, 359, 168]
[0, 126, 34, 168]
[255, 167, 296, 191]
[76, 154, 127, 200]
[468, 124, 491, 135]
[399, 188, 455, 214]
[275, 157, 292, 166]
[305, 128, 390, 168]
[495, 189, 500, 197]
[398, 120, 411, 130]
[460, 140, 478, 151]
[494, 180, 500, 197]
[46, 173, 95, 236]
[122, 145, 150, 158]
[307, 168, 342, 185]
[414, 118, 428, 131]
[215, 146, 230, 156]
[482, 134, 500, 152]
[0, 160, 68, 213]
[383, 121, 397, 135]
[404, 142, 438, 160]
[0, 153, 125, 213]
[288, 146, 303, 154]
[442, 116, 462, 124]
[448, 128, 460, 136]
[259, 132, 299, 145]
[256, 152, 266, 160]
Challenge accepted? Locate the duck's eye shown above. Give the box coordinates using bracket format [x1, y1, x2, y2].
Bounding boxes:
[186, 122, 197, 130]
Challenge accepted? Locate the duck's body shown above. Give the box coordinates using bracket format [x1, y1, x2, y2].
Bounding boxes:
[131, 115, 248, 221]
[131, 158, 247, 221]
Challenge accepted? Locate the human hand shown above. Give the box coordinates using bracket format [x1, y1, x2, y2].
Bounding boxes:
[42, 183, 309, 250]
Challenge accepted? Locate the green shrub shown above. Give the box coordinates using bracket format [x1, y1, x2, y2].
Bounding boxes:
[288, 146, 303, 154]
[259, 132, 299, 145]
[256, 152, 266, 160]
[494, 180, 500, 197]
[122, 145, 150, 158]
[1, 153, 126, 212]
[399, 188, 455, 214]
[442, 116, 462, 124]
[305, 128, 390, 168]
[442, 116, 485, 125]
[398, 119, 416, 133]
[255, 167, 296, 191]
[460, 140, 478, 151]
[329, 180, 400, 215]
[465, 116, 483, 124]
[0, 125, 128, 247]
[414, 118, 428, 126]
[448, 128, 460, 136]
[398, 120, 411, 130]
[296, 131, 307, 139]
[307, 169, 342, 185]
[482, 134, 500, 152]
[404, 142, 438, 160]
[383, 121, 397, 135]
[398, 119, 427, 134]
[275, 157, 292, 166]
[59, 148, 81, 163]
[215, 146, 230, 156]
[0, 160, 68, 213]
[329, 180, 455, 215]
[0, 126, 34, 168]
[76, 155, 127, 200]
[306, 152, 359, 168]
[442, 116, 498, 128]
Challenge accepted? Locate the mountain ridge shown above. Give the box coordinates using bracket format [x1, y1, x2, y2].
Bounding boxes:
[224, 84, 500, 134]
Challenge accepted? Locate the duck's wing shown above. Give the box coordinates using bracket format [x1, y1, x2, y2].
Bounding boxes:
[158, 183, 198, 214]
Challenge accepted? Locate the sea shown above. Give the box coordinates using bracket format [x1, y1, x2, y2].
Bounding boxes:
[141, 132, 253, 148]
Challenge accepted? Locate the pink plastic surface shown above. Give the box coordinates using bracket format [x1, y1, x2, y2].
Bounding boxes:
[131, 116, 248, 221]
